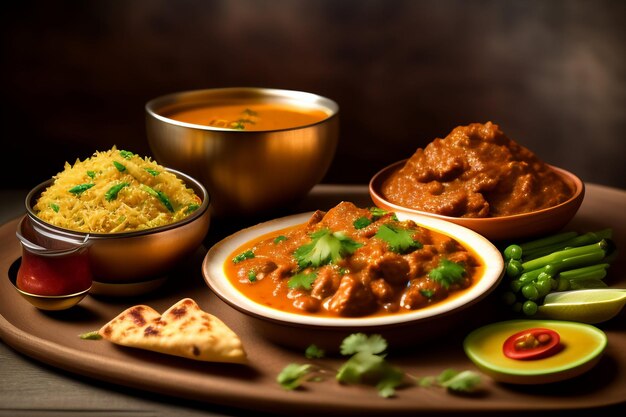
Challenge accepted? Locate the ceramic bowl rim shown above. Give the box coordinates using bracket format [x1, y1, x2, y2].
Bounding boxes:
[145, 86, 340, 133]
[24, 167, 210, 240]
[369, 159, 585, 224]
[202, 210, 505, 330]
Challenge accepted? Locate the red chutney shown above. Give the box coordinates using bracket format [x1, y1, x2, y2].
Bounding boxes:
[381, 122, 574, 218]
[17, 249, 92, 296]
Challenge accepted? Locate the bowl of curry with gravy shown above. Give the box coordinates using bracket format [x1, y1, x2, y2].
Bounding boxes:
[202, 201, 504, 350]
[146, 87, 339, 218]
[369, 122, 584, 242]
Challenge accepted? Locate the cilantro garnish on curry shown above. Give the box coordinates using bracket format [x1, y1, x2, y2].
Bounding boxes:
[225, 202, 483, 318]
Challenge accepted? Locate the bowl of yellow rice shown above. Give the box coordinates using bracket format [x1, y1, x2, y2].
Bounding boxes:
[24, 147, 211, 296]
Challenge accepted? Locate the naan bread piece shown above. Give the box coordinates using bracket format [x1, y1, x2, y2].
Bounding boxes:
[99, 298, 247, 364]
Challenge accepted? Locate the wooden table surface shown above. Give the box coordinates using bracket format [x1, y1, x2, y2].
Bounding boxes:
[1, 185, 625, 417]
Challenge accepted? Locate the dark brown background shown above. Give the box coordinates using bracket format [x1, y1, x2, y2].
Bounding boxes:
[2, 0, 624, 191]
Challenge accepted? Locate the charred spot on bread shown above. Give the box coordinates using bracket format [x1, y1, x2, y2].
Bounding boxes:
[129, 307, 147, 326]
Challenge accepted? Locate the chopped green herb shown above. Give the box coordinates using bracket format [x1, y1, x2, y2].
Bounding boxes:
[79, 331, 102, 340]
[86, 170, 96, 179]
[340, 333, 387, 356]
[428, 259, 466, 289]
[419, 289, 434, 299]
[375, 224, 422, 254]
[437, 369, 482, 393]
[144, 167, 160, 176]
[288, 272, 318, 291]
[185, 203, 200, 214]
[273, 235, 287, 244]
[353, 216, 372, 229]
[105, 182, 129, 202]
[230, 120, 246, 130]
[49, 203, 60, 213]
[247, 270, 257, 282]
[369, 207, 398, 221]
[119, 150, 134, 159]
[277, 333, 483, 398]
[141, 185, 174, 212]
[294, 228, 362, 269]
[113, 161, 126, 172]
[276, 363, 315, 390]
[336, 334, 404, 398]
[232, 250, 255, 264]
[242, 108, 258, 117]
[69, 183, 95, 196]
[305, 344, 325, 359]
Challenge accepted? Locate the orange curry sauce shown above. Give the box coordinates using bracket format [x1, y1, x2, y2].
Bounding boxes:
[224, 202, 484, 318]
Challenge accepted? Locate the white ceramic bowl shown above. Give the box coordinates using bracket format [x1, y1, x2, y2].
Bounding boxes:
[202, 210, 505, 350]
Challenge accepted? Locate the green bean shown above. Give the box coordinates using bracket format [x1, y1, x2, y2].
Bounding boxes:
[519, 231, 578, 252]
[521, 240, 608, 271]
[559, 263, 609, 281]
[542, 249, 607, 276]
[518, 267, 549, 284]
[522, 229, 613, 261]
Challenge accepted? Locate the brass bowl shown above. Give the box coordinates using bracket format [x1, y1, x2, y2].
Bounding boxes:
[369, 160, 585, 242]
[145, 87, 339, 218]
[9, 259, 90, 311]
[24, 168, 211, 296]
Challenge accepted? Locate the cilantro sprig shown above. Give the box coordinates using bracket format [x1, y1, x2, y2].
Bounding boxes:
[428, 259, 466, 289]
[375, 224, 422, 254]
[288, 272, 318, 290]
[294, 228, 362, 269]
[276, 333, 482, 398]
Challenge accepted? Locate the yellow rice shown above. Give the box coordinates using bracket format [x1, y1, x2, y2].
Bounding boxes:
[33, 147, 202, 233]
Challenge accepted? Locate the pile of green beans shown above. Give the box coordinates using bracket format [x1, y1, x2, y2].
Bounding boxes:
[501, 229, 615, 316]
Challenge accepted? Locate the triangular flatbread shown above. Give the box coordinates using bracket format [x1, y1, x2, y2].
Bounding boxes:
[98, 298, 247, 364]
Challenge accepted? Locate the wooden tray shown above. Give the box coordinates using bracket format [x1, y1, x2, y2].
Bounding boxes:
[1, 185, 625, 415]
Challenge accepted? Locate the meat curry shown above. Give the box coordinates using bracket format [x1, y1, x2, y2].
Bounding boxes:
[224, 202, 482, 318]
[381, 122, 574, 218]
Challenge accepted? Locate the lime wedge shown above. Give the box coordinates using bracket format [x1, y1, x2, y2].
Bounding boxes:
[537, 289, 626, 324]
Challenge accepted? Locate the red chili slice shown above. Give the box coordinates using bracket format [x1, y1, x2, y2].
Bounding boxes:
[503, 328, 561, 360]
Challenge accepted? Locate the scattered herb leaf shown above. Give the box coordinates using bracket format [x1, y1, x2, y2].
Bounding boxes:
[276, 363, 315, 390]
[86, 170, 96, 179]
[49, 203, 60, 213]
[273, 235, 287, 244]
[340, 333, 387, 355]
[305, 344, 325, 359]
[437, 369, 482, 392]
[375, 224, 422, 254]
[232, 250, 254, 264]
[294, 228, 362, 269]
[288, 272, 318, 291]
[428, 259, 466, 289]
[277, 334, 483, 398]
[247, 270, 257, 282]
[79, 331, 102, 340]
[353, 216, 372, 230]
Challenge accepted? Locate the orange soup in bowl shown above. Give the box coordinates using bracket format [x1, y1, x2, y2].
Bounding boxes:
[166, 103, 330, 131]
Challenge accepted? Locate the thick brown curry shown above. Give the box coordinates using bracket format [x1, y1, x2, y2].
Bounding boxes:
[225, 202, 482, 318]
[381, 122, 574, 218]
